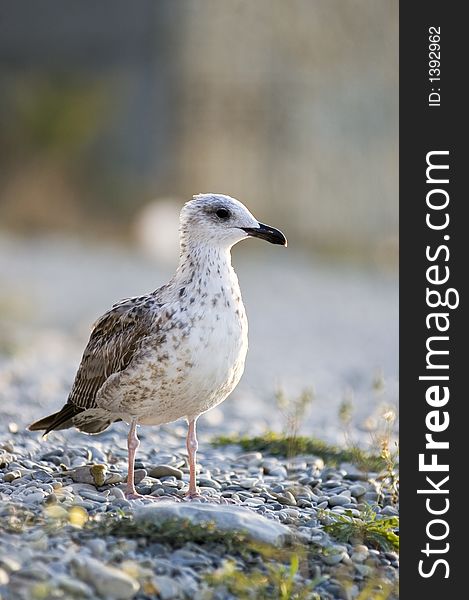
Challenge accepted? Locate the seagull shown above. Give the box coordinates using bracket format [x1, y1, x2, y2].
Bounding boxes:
[29, 194, 287, 499]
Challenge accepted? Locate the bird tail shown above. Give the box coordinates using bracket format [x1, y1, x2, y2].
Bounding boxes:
[28, 404, 117, 436]
[28, 404, 82, 436]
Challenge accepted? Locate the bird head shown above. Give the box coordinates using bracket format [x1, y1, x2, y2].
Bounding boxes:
[179, 193, 287, 250]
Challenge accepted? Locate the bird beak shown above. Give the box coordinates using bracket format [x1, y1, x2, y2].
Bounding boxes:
[242, 222, 288, 247]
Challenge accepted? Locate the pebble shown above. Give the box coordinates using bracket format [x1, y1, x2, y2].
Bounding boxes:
[198, 477, 221, 490]
[68, 464, 108, 486]
[80, 490, 109, 503]
[4, 470, 21, 482]
[22, 491, 46, 504]
[56, 574, 94, 596]
[381, 505, 399, 516]
[274, 491, 297, 506]
[349, 484, 367, 497]
[328, 495, 350, 507]
[135, 502, 295, 546]
[153, 575, 183, 599]
[322, 550, 347, 566]
[268, 466, 288, 478]
[238, 478, 260, 489]
[243, 497, 265, 506]
[73, 556, 140, 599]
[147, 465, 183, 480]
[0, 568, 9, 585]
[87, 538, 108, 557]
[108, 487, 126, 500]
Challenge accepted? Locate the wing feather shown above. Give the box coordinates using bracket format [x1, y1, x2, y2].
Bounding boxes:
[67, 296, 160, 410]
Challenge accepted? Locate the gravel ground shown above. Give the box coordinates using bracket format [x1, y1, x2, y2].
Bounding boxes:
[0, 420, 398, 600]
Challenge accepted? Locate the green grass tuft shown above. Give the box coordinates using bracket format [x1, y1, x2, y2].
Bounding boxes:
[211, 432, 385, 471]
[320, 505, 399, 553]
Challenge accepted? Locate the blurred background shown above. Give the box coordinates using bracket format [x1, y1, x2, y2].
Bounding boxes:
[0, 0, 398, 444]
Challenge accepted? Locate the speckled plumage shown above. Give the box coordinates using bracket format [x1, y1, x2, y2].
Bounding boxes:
[29, 193, 286, 498]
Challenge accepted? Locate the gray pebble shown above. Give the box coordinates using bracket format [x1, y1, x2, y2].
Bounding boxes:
[153, 575, 183, 600]
[198, 477, 221, 490]
[80, 490, 109, 503]
[381, 505, 399, 516]
[328, 495, 350, 507]
[148, 465, 183, 480]
[322, 551, 347, 566]
[275, 491, 297, 506]
[349, 484, 367, 497]
[238, 478, 260, 489]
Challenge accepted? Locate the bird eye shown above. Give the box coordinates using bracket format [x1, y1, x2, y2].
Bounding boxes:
[216, 208, 230, 219]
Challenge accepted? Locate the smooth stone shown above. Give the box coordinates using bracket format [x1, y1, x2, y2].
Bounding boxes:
[238, 478, 260, 489]
[385, 552, 399, 561]
[69, 464, 108, 486]
[22, 492, 46, 504]
[351, 551, 368, 563]
[349, 484, 367, 497]
[105, 473, 124, 485]
[282, 508, 300, 519]
[4, 470, 22, 482]
[147, 465, 183, 480]
[266, 502, 283, 511]
[268, 466, 288, 479]
[73, 556, 139, 600]
[32, 470, 54, 483]
[238, 452, 263, 462]
[153, 575, 183, 600]
[355, 564, 374, 577]
[108, 487, 126, 500]
[56, 574, 94, 596]
[198, 477, 221, 490]
[80, 490, 109, 503]
[381, 505, 399, 516]
[322, 551, 347, 566]
[328, 495, 350, 507]
[274, 491, 297, 506]
[0, 556, 21, 572]
[135, 502, 295, 546]
[243, 497, 265, 506]
[87, 538, 107, 557]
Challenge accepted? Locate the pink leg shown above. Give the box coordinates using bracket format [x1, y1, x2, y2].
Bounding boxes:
[126, 418, 141, 498]
[186, 418, 200, 498]
[124, 421, 176, 502]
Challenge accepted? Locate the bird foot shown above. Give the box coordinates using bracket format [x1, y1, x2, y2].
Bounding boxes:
[184, 490, 205, 501]
[125, 492, 150, 500]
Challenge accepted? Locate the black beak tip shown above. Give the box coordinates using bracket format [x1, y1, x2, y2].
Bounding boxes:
[242, 223, 288, 247]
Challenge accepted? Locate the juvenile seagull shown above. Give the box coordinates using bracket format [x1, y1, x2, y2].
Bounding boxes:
[29, 194, 287, 499]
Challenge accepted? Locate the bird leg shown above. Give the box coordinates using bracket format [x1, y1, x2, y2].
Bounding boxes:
[126, 418, 142, 499]
[186, 418, 200, 499]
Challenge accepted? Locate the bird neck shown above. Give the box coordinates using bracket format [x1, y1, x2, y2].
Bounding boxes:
[175, 243, 234, 285]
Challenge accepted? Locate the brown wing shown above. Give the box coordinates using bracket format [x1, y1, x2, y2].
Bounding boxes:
[68, 295, 160, 411]
[28, 294, 163, 435]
